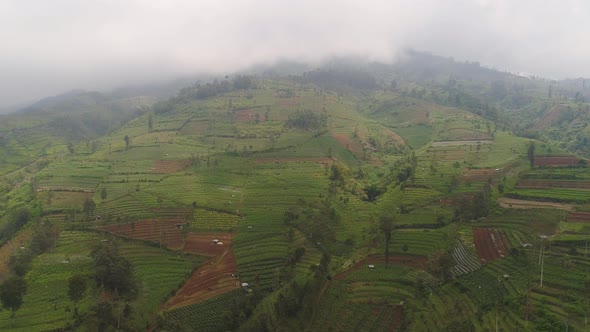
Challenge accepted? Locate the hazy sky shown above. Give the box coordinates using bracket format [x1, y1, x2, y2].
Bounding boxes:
[1, 0, 589, 108]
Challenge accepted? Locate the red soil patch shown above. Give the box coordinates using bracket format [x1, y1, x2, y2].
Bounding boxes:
[333, 254, 427, 280]
[534, 105, 564, 130]
[165, 250, 239, 309]
[332, 133, 363, 156]
[183, 232, 233, 256]
[151, 160, 191, 174]
[462, 168, 505, 183]
[534, 156, 585, 167]
[235, 109, 265, 122]
[254, 157, 333, 164]
[99, 219, 185, 249]
[389, 305, 404, 332]
[384, 129, 405, 145]
[517, 179, 590, 189]
[567, 212, 590, 223]
[472, 228, 509, 264]
[0, 229, 32, 280]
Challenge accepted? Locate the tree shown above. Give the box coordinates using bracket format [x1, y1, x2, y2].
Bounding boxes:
[124, 135, 130, 149]
[148, 113, 153, 130]
[67, 142, 75, 154]
[0, 276, 27, 324]
[83, 198, 96, 220]
[100, 187, 107, 200]
[380, 215, 394, 267]
[68, 273, 87, 312]
[527, 141, 535, 167]
[91, 241, 137, 299]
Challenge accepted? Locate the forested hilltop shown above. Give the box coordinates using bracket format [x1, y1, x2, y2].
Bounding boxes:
[1, 53, 590, 331]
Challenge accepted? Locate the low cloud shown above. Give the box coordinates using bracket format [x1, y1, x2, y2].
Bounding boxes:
[1, 0, 588, 107]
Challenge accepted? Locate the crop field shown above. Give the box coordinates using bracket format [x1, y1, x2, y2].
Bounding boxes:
[472, 228, 510, 263]
[191, 209, 241, 232]
[534, 155, 584, 166]
[497, 197, 574, 211]
[508, 188, 590, 202]
[35, 161, 110, 191]
[333, 254, 427, 280]
[165, 250, 239, 309]
[37, 190, 93, 212]
[99, 219, 186, 249]
[162, 289, 242, 331]
[150, 159, 191, 173]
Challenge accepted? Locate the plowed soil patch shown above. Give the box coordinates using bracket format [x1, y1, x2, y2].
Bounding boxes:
[151, 160, 191, 173]
[235, 109, 265, 122]
[333, 254, 427, 280]
[534, 156, 584, 167]
[384, 129, 405, 145]
[567, 212, 590, 223]
[498, 197, 574, 211]
[254, 157, 333, 164]
[473, 228, 509, 264]
[165, 250, 239, 309]
[99, 219, 185, 249]
[183, 232, 233, 256]
[462, 168, 504, 182]
[389, 305, 404, 332]
[0, 229, 32, 280]
[332, 133, 363, 156]
[535, 105, 564, 130]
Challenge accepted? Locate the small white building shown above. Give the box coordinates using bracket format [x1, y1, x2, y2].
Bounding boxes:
[368, 264, 375, 269]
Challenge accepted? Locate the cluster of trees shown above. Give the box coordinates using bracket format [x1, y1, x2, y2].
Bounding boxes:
[284, 109, 327, 131]
[1, 217, 59, 325]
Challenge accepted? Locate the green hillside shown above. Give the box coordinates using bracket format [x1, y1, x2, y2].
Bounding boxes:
[1, 57, 590, 331]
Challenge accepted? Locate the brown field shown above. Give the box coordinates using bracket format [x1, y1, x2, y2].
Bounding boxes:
[389, 305, 404, 332]
[462, 168, 504, 183]
[38, 191, 94, 210]
[473, 228, 509, 264]
[0, 229, 32, 281]
[254, 157, 333, 164]
[517, 179, 590, 189]
[235, 109, 265, 122]
[534, 156, 584, 167]
[183, 232, 233, 256]
[384, 129, 405, 145]
[99, 219, 186, 249]
[498, 197, 574, 211]
[333, 254, 427, 281]
[332, 133, 363, 156]
[534, 105, 565, 130]
[180, 120, 209, 135]
[150, 159, 191, 174]
[567, 212, 590, 223]
[165, 250, 239, 309]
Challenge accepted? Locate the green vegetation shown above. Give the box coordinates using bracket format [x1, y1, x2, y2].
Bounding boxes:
[2, 55, 590, 330]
